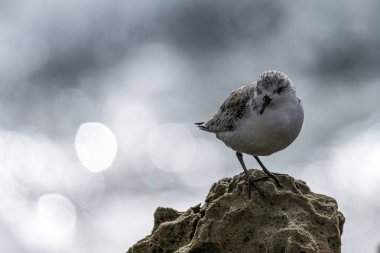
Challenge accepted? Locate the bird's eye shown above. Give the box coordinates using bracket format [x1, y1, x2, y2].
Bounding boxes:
[277, 87, 284, 93]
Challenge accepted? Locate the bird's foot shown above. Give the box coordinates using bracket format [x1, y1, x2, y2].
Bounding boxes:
[246, 177, 266, 199]
[264, 172, 283, 188]
[253, 156, 283, 188]
[253, 176, 270, 182]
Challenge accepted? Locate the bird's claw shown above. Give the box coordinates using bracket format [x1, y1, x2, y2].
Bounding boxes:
[267, 174, 283, 188]
[253, 176, 270, 182]
[246, 174, 284, 199]
[246, 177, 266, 199]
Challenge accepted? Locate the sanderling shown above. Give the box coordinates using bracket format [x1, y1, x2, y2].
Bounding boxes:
[196, 70, 304, 198]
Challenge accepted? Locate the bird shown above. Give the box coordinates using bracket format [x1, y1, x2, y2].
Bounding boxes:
[195, 70, 304, 198]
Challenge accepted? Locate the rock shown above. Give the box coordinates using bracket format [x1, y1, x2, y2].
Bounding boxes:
[127, 169, 345, 253]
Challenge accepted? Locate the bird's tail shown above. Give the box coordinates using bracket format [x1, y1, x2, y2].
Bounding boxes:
[194, 122, 210, 131]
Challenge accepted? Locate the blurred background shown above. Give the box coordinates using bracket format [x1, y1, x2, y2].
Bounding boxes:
[1, 0, 380, 252]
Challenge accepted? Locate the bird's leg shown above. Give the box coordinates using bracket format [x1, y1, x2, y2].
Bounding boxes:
[254, 156, 283, 188]
[236, 152, 265, 198]
[253, 176, 270, 182]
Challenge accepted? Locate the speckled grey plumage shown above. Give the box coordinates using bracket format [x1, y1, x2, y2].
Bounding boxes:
[202, 84, 256, 132]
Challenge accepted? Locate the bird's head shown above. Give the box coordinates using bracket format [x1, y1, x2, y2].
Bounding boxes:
[256, 70, 295, 115]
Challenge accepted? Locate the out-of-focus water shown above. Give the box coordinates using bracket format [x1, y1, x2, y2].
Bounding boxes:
[1, 0, 379, 252]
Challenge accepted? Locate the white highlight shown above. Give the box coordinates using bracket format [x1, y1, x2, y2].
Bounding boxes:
[75, 122, 118, 172]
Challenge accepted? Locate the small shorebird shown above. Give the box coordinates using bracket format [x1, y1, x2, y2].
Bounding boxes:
[196, 70, 304, 198]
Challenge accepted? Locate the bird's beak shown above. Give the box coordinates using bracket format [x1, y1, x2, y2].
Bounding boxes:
[259, 95, 272, 115]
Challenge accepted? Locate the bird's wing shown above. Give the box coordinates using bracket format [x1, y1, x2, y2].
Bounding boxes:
[200, 85, 255, 132]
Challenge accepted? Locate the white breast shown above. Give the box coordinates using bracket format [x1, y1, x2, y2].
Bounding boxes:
[216, 94, 304, 156]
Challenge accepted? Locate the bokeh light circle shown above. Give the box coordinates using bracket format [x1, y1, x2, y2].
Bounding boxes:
[75, 122, 118, 172]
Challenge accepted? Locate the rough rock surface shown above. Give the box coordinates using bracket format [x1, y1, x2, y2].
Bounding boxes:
[127, 169, 345, 253]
